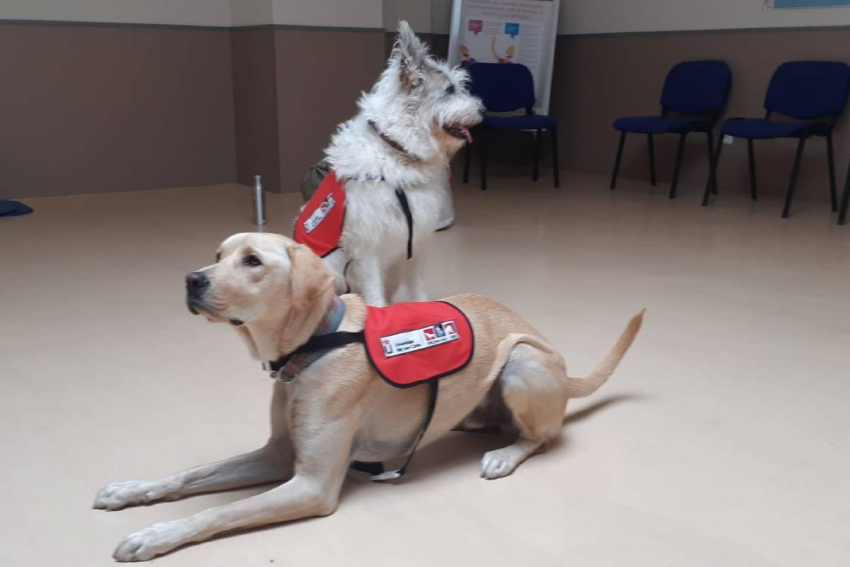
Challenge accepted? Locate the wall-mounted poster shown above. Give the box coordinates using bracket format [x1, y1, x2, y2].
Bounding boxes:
[448, 0, 561, 114]
[764, 0, 849, 8]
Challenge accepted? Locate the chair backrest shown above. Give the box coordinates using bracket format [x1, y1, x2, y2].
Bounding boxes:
[660, 60, 732, 115]
[467, 63, 535, 113]
[764, 61, 850, 120]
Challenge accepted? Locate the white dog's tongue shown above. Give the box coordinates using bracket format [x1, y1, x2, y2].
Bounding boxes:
[461, 127, 472, 144]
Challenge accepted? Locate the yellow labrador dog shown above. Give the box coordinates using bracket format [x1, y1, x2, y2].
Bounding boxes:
[93, 233, 644, 562]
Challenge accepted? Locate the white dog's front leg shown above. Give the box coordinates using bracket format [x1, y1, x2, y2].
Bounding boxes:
[348, 255, 387, 306]
[111, 414, 356, 562]
[322, 249, 350, 295]
[399, 258, 428, 302]
[93, 440, 292, 511]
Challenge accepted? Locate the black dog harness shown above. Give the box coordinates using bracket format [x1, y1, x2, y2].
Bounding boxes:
[394, 187, 414, 261]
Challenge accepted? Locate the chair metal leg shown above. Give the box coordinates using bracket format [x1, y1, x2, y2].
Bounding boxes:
[839, 160, 850, 226]
[479, 127, 488, 191]
[705, 131, 715, 194]
[781, 137, 807, 219]
[532, 129, 541, 182]
[550, 126, 560, 188]
[610, 131, 627, 190]
[826, 132, 838, 212]
[711, 138, 724, 195]
[669, 132, 688, 199]
[702, 136, 724, 207]
[747, 139, 758, 201]
[647, 134, 657, 186]
[463, 139, 471, 184]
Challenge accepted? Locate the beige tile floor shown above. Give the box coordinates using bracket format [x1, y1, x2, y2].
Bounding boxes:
[1, 172, 849, 566]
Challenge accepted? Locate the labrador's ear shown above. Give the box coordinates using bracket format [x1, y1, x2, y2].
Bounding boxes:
[288, 244, 334, 309]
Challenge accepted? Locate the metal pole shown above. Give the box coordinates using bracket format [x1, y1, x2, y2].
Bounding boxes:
[253, 175, 266, 226]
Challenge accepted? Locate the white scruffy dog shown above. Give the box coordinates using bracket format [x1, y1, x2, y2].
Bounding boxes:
[318, 21, 483, 306]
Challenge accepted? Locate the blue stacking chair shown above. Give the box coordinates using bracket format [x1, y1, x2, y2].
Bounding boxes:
[610, 60, 732, 199]
[463, 63, 559, 190]
[704, 61, 850, 218]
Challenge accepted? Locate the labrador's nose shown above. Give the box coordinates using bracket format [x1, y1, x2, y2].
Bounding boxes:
[185, 272, 209, 295]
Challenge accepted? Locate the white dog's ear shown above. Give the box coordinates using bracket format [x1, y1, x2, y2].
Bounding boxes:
[392, 20, 428, 89]
[288, 245, 334, 308]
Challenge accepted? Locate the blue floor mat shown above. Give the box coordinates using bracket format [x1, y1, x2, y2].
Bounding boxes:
[0, 200, 33, 217]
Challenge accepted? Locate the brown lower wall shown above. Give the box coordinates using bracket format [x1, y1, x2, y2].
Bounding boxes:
[232, 28, 281, 192]
[4, 24, 847, 201]
[274, 28, 385, 192]
[0, 23, 237, 199]
[550, 28, 850, 201]
[233, 27, 385, 193]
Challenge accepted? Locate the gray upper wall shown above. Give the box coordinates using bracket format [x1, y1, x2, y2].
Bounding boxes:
[560, 0, 850, 35]
[0, 0, 385, 29]
[0, 0, 233, 27]
[4, 0, 849, 33]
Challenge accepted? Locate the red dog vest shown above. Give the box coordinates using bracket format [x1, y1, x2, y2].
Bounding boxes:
[294, 172, 346, 258]
[363, 301, 474, 388]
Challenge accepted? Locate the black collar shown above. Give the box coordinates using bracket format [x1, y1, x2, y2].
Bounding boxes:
[368, 120, 420, 162]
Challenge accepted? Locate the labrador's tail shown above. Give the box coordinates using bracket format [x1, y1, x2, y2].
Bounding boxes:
[564, 309, 645, 398]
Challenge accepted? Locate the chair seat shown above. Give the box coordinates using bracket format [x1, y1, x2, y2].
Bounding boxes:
[613, 116, 692, 134]
[721, 118, 807, 139]
[483, 114, 558, 130]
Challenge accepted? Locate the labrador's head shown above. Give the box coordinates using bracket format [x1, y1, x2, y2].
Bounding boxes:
[185, 233, 334, 330]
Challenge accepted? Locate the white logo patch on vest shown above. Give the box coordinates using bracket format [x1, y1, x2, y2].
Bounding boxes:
[380, 320, 460, 358]
[303, 194, 336, 233]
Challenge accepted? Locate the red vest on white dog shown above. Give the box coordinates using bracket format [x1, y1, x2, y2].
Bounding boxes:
[293, 172, 347, 258]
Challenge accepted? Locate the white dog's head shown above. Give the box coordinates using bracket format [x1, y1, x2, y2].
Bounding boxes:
[328, 21, 483, 180]
[185, 233, 335, 357]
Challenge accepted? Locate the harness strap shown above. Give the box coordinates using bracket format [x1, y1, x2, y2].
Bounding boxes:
[343, 260, 353, 294]
[357, 379, 438, 481]
[395, 187, 414, 260]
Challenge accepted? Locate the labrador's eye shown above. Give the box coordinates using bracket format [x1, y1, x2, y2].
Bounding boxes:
[244, 254, 262, 267]
[446, 84, 456, 95]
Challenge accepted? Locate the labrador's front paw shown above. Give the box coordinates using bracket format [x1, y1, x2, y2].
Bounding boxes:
[93, 479, 180, 511]
[113, 521, 187, 562]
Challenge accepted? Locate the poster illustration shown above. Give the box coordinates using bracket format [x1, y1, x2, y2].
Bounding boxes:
[449, 0, 561, 114]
